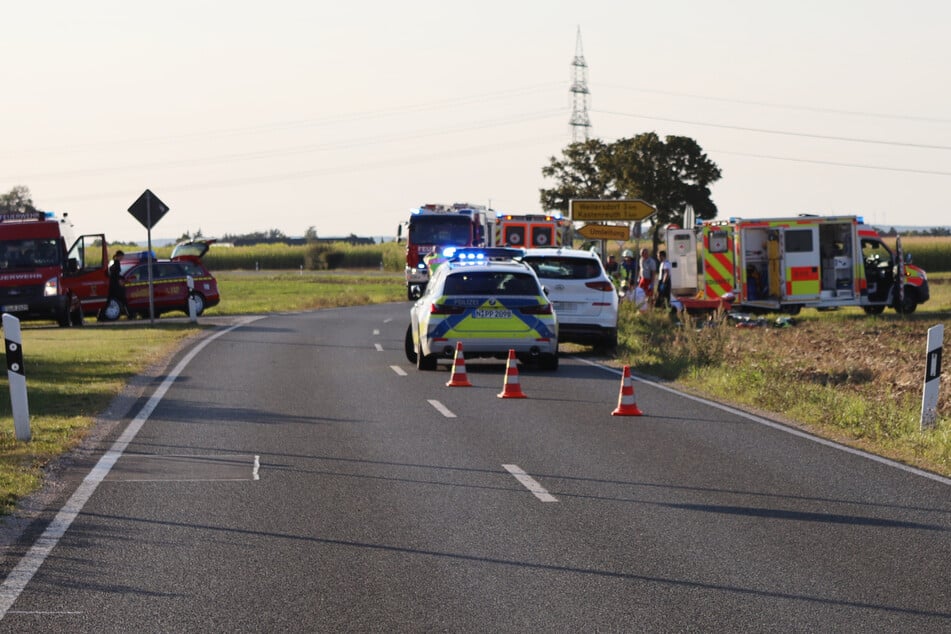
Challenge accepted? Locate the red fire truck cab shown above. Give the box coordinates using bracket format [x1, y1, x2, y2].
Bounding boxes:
[0, 211, 110, 327]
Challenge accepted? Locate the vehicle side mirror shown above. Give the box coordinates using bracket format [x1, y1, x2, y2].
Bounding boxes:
[66, 258, 79, 273]
[904, 253, 912, 264]
[542, 286, 550, 296]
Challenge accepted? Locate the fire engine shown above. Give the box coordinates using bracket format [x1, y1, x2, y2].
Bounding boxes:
[397, 203, 497, 299]
[665, 214, 929, 315]
[494, 213, 570, 249]
[0, 211, 111, 326]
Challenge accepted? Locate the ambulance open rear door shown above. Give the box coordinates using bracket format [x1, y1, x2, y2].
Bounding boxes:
[666, 228, 698, 296]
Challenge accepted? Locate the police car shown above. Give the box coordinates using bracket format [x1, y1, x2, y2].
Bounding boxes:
[405, 248, 559, 371]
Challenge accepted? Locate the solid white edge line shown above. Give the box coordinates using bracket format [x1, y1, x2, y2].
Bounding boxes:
[503, 464, 557, 502]
[427, 399, 456, 418]
[0, 317, 265, 620]
[390, 365, 408, 376]
[576, 357, 951, 486]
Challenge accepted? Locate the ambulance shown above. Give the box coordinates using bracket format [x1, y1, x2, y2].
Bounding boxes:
[665, 214, 929, 315]
[494, 213, 570, 249]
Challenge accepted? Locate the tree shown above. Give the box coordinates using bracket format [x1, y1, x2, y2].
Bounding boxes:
[539, 139, 617, 211]
[540, 133, 722, 252]
[0, 185, 38, 214]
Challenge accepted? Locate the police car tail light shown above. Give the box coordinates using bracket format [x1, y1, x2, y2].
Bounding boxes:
[520, 303, 552, 315]
[43, 276, 60, 296]
[585, 281, 614, 292]
[430, 303, 465, 315]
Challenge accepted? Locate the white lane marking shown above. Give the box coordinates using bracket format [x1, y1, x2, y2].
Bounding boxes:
[0, 317, 264, 620]
[427, 399, 457, 418]
[373, 329, 380, 335]
[390, 365, 407, 376]
[503, 464, 557, 503]
[374, 343, 384, 352]
[252, 455, 260, 481]
[576, 357, 951, 487]
[383, 318, 393, 323]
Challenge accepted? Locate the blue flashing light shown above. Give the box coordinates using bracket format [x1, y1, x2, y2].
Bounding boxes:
[857, 216, 865, 225]
[442, 246, 457, 258]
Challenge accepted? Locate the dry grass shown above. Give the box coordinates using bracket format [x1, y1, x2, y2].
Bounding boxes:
[617, 274, 951, 477]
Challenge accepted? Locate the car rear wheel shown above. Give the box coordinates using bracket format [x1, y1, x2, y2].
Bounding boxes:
[894, 288, 918, 314]
[415, 336, 437, 371]
[538, 352, 559, 371]
[595, 329, 618, 352]
[404, 325, 418, 363]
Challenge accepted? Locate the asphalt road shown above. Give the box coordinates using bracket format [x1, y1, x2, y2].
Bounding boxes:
[0, 304, 948, 632]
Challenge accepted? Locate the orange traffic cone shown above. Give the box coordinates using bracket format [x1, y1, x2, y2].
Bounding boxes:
[446, 342, 473, 387]
[497, 349, 527, 399]
[612, 365, 643, 416]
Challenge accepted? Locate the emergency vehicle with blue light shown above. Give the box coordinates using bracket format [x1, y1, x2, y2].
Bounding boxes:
[0, 211, 110, 326]
[665, 214, 929, 315]
[405, 248, 559, 371]
[397, 203, 498, 300]
[494, 213, 571, 249]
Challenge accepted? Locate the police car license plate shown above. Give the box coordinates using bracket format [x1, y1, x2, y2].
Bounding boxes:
[473, 309, 512, 319]
[2, 304, 27, 312]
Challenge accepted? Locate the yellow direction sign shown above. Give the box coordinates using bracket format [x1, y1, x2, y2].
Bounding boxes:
[576, 224, 630, 241]
[570, 199, 655, 221]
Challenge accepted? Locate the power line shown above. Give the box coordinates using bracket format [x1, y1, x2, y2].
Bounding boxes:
[36, 133, 567, 205]
[712, 149, 951, 177]
[596, 83, 951, 125]
[595, 109, 951, 151]
[5, 110, 566, 182]
[14, 83, 565, 156]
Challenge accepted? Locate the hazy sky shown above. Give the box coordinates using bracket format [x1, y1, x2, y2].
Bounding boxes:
[3, 1, 949, 241]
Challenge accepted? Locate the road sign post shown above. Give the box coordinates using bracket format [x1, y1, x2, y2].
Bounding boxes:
[128, 190, 170, 323]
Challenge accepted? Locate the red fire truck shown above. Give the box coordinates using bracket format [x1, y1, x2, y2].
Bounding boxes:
[398, 203, 497, 299]
[0, 211, 110, 326]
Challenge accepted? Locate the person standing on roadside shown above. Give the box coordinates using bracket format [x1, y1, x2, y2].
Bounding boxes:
[637, 247, 658, 306]
[620, 249, 637, 285]
[656, 250, 672, 309]
[107, 250, 127, 317]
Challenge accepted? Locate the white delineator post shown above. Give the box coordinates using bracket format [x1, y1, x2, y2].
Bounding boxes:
[3, 313, 31, 441]
[920, 324, 943, 430]
[187, 275, 197, 323]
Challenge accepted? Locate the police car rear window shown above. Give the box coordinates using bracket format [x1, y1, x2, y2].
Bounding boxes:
[443, 272, 540, 296]
[523, 257, 601, 280]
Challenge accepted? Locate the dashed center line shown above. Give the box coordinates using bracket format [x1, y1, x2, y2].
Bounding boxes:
[503, 464, 557, 502]
[390, 365, 407, 376]
[427, 399, 457, 418]
[374, 343, 383, 351]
